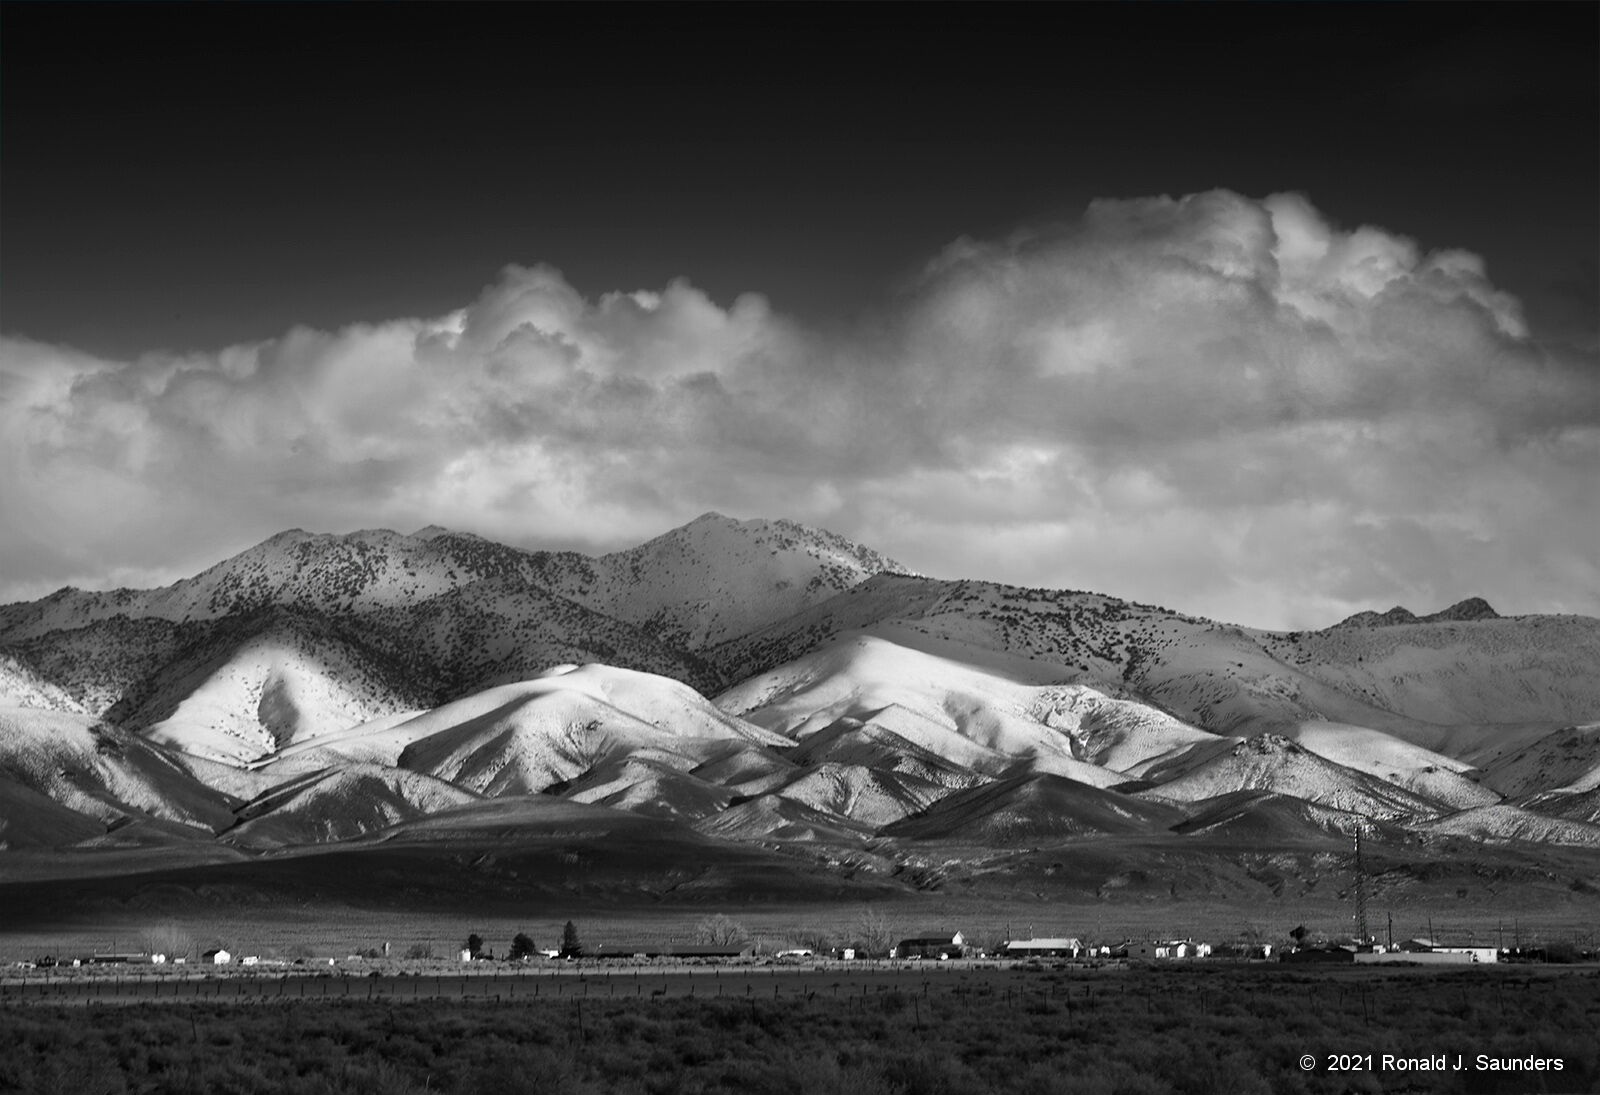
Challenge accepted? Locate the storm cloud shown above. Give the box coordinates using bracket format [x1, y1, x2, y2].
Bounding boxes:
[3, 190, 1595, 628]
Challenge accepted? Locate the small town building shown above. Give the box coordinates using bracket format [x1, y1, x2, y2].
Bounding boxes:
[1000, 937, 1083, 958]
[590, 943, 754, 959]
[1394, 939, 1497, 963]
[891, 931, 965, 960]
[203, 949, 232, 965]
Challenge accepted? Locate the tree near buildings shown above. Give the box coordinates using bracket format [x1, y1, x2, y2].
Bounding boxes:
[141, 921, 193, 962]
[693, 914, 750, 947]
[790, 927, 836, 954]
[560, 921, 583, 959]
[853, 907, 895, 957]
[510, 933, 537, 960]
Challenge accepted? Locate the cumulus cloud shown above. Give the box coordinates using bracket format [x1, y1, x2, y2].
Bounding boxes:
[2, 190, 1596, 628]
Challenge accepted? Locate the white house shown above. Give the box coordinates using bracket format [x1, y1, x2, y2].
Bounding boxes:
[203, 949, 232, 965]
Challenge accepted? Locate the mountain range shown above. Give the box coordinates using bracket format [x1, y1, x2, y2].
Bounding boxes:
[3, 513, 1599, 920]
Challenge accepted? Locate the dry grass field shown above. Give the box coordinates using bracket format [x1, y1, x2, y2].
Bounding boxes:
[2, 964, 1596, 1094]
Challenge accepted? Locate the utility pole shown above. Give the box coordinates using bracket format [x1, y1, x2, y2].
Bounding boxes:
[1353, 829, 1370, 945]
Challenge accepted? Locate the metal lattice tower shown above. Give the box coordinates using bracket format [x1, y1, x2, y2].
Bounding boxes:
[1353, 828, 1370, 943]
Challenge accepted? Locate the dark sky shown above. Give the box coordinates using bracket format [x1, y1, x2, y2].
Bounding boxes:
[5, 3, 1596, 357]
[2, 3, 1597, 629]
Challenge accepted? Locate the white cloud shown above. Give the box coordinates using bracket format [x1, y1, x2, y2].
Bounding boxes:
[2, 192, 1595, 629]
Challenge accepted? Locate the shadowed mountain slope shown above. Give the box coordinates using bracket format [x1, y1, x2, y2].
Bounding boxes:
[111, 609, 431, 765]
[1136, 735, 1448, 821]
[0, 707, 238, 834]
[223, 763, 483, 848]
[883, 774, 1186, 843]
[1171, 789, 1388, 844]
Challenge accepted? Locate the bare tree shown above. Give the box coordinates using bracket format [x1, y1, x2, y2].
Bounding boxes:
[693, 914, 750, 947]
[790, 927, 836, 954]
[852, 907, 895, 957]
[141, 921, 193, 961]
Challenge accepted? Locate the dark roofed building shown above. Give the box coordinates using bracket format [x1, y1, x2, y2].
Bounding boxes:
[591, 943, 752, 959]
[892, 931, 965, 960]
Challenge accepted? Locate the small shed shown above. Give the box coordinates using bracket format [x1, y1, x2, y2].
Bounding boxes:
[203, 949, 232, 965]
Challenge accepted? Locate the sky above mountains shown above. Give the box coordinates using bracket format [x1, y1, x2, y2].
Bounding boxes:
[2, 5, 1596, 629]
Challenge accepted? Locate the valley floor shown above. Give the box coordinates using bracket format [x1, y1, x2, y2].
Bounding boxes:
[1, 892, 1596, 973]
[1, 964, 1595, 1094]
